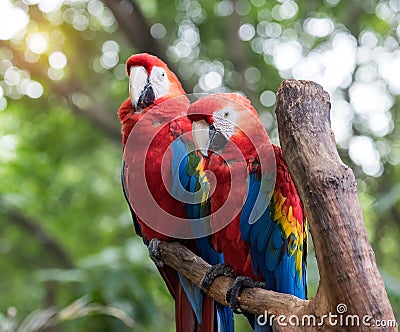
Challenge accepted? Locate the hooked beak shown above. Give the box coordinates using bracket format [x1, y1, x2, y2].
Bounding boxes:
[129, 66, 155, 113]
[137, 81, 155, 110]
[209, 124, 228, 152]
[192, 120, 228, 157]
[192, 120, 210, 157]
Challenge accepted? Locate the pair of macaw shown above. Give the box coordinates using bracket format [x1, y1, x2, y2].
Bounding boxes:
[118, 53, 307, 332]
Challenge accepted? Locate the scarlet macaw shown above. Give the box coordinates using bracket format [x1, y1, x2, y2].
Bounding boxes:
[187, 94, 307, 331]
[118, 54, 233, 332]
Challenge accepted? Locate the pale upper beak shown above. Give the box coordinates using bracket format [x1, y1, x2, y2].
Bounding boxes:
[192, 120, 210, 157]
[129, 66, 155, 112]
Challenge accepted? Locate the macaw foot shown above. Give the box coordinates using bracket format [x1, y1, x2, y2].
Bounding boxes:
[226, 276, 267, 313]
[199, 263, 236, 294]
[148, 238, 164, 268]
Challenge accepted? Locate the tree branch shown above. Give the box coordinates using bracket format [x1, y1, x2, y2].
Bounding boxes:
[156, 241, 309, 318]
[275, 79, 396, 331]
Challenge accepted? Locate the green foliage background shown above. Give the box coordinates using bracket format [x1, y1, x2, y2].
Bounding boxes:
[0, 0, 399, 330]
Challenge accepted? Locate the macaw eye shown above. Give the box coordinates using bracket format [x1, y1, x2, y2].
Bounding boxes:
[224, 111, 230, 118]
[148, 66, 170, 99]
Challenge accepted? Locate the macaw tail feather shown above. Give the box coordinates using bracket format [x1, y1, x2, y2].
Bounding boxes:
[217, 303, 234, 332]
[178, 273, 234, 332]
[158, 266, 200, 331]
[175, 282, 199, 331]
[175, 288, 221, 332]
[178, 273, 204, 323]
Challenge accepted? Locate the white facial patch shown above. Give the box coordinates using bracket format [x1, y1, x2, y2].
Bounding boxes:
[149, 66, 169, 99]
[212, 107, 238, 140]
[129, 66, 148, 104]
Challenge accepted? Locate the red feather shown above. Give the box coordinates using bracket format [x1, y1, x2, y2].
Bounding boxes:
[119, 54, 219, 331]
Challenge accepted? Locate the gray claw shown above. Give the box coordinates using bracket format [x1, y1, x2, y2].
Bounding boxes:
[200, 263, 235, 294]
[227, 276, 267, 313]
[148, 238, 164, 268]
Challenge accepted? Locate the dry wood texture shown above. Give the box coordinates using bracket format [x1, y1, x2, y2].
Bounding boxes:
[275, 79, 396, 331]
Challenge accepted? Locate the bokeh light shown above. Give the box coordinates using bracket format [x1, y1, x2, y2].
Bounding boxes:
[48, 51, 67, 69]
[214, 0, 234, 17]
[26, 81, 44, 99]
[150, 23, 167, 39]
[26, 33, 48, 54]
[260, 90, 276, 107]
[349, 136, 383, 177]
[238, 23, 256, 41]
[0, 0, 29, 40]
[48, 68, 64, 81]
[304, 18, 335, 38]
[273, 41, 303, 71]
[200, 71, 222, 91]
[0, 134, 18, 162]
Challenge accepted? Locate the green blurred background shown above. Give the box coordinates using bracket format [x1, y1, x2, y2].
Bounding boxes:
[0, 0, 399, 331]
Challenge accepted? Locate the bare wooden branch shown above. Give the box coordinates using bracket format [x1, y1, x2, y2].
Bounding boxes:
[157, 241, 309, 318]
[275, 79, 397, 331]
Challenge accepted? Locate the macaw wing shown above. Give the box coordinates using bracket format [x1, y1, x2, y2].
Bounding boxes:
[246, 158, 275, 226]
[171, 137, 212, 235]
[121, 160, 143, 239]
[171, 137, 234, 332]
[240, 152, 307, 299]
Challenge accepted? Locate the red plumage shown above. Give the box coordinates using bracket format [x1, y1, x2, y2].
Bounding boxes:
[188, 94, 307, 296]
[119, 53, 219, 332]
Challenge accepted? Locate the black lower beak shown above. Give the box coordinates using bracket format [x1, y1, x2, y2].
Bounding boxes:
[209, 124, 228, 152]
[137, 83, 155, 110]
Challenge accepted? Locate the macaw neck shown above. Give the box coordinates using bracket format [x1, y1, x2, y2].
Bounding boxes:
[118, 94, 190, 146]
[225, 132, 259, 163]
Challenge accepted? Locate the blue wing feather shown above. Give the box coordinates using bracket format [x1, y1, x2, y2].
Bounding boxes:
[240, 173, 306, 299]
[240, 170, 306, 331]
[171, 138, 234, 332]
[178, 273, 204, 323]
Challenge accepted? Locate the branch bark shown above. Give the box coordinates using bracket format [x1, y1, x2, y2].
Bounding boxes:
[275, 79, 396, 331]
[157, 241, 310, 317]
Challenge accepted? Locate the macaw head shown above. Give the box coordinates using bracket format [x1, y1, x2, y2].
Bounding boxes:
[126, 53, 185, 112]
[118, 53, 186, 144]
[187, 93, 261, 157]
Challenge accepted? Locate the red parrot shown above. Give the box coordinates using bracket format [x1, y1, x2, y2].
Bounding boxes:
[188, 94, 307, 331]
[118, 54, 233, 332]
